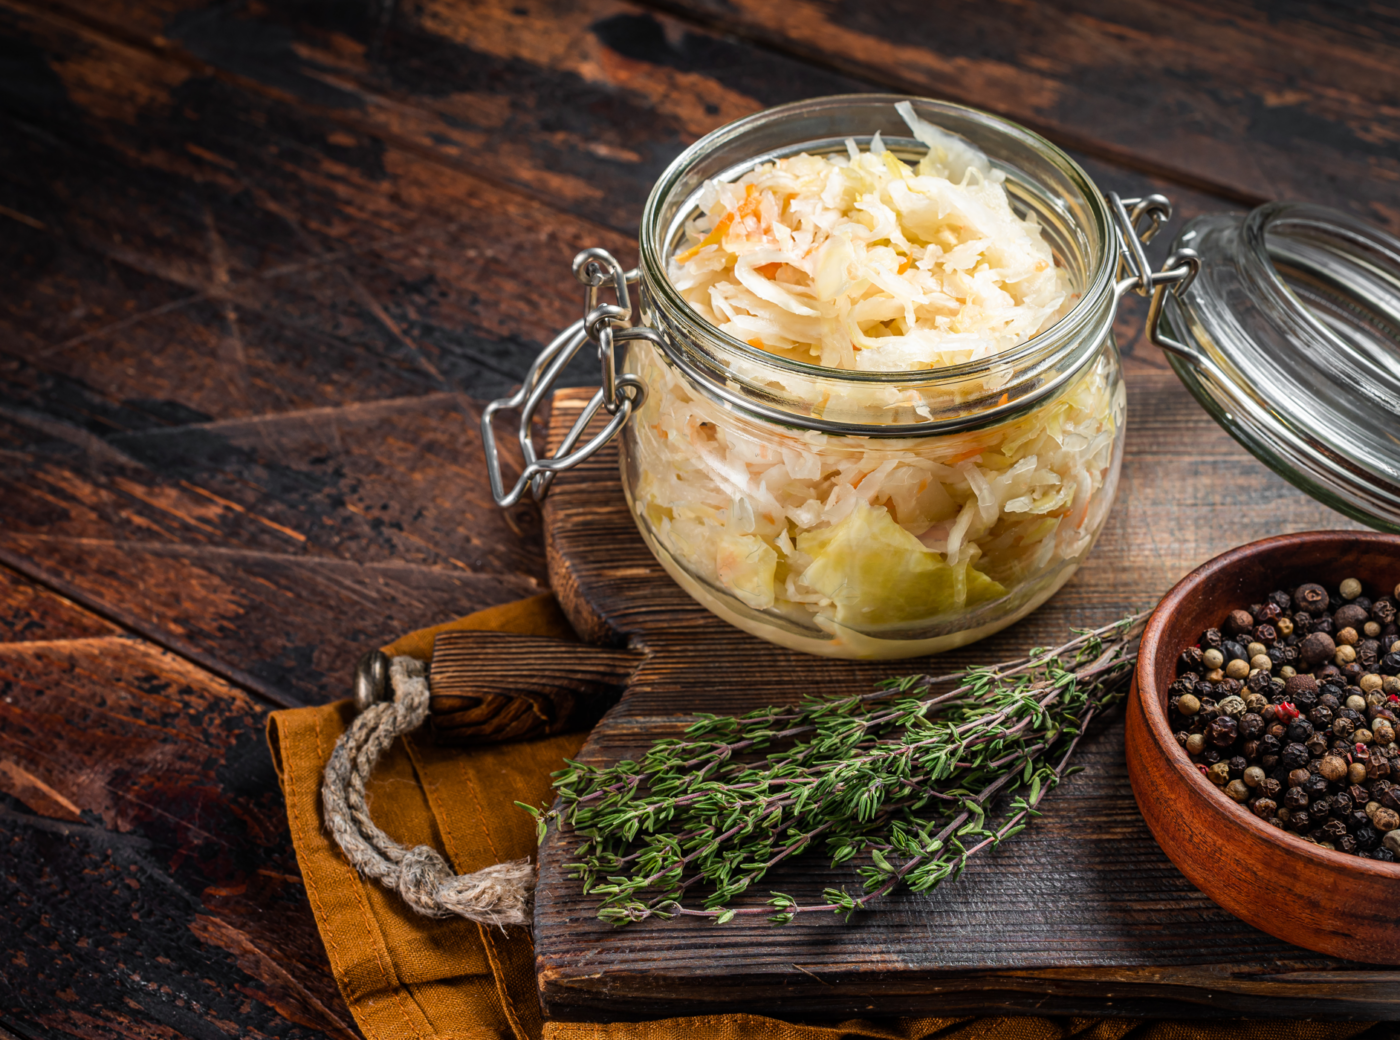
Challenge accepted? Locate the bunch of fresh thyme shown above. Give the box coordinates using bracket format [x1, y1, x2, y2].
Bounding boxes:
[520, 612, 1146, 926]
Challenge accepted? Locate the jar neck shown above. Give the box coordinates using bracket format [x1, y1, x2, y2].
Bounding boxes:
[638, 275, 1118, 437]
[635, 95, 1118, 436]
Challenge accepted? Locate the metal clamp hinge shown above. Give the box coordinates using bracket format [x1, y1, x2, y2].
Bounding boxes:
[1108, 192, 1204, 367]
[481, 248, 654, 508]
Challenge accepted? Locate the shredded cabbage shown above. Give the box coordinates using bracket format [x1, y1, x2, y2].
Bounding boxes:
[626, 109, 1124, 648]
[668, 105, 1072, 372]
[627, 348, 1124, 640]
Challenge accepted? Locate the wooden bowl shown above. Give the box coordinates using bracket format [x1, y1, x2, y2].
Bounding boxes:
[1126, 530, 1400, 964]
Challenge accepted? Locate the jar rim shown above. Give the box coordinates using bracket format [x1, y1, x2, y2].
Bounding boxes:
[638, 93, 1118, 388]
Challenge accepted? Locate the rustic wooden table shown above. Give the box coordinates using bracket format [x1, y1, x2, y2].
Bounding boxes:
[0, 1, 1396, 1037]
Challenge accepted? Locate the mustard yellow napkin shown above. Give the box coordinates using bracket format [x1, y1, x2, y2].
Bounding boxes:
[266, 595, 1375, 1040]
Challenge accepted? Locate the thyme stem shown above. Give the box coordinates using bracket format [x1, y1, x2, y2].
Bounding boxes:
[527, 612, 1146, 926]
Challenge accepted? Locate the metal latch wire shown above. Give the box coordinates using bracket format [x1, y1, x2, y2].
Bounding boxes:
[1107, 192, 1205, 366]
[480, 248, 656, 508]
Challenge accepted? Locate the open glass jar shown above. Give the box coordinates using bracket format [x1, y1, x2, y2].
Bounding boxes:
[482, 95, 1193, 659]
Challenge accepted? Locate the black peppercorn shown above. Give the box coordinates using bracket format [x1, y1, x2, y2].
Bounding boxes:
[1374, 847, 1396, 863]
[1281, 743, 1310, 770]
[1292, 612, 1313, 635]
[1311, 794, 1331, 817]
[1286, 718, 1314, 742]
[1221, 640, 1248, 663]
[1261, 777, 1282, 799]
[1295, 583, 1330, 615]
[1303, 773, 1329, 798]
[1259, 733, 1281, 756]
[1314, 616, 1335, 636]
[1380, 652, 1400, 676]
[1355, 825, 1380, 851]
[1202, 748, 1222, 764]
[1331, 791, 1353, 817]
[1348, 810, 1372, 832]
[1322, 818, 1348, 841]
[1335, 604, 1369, 631]
[1207, 716, 1237, 747]
[1201, 627, 1223, 649]
[1224, 609, 1254, 635]
[1358, 641, 1380, 670]
[1179, 646, 1204, 671]
[1251, 798, 1276, 818]
[1307, 705, 1334, 728]
[1300, 631, 1337, 666]
[1254, 623, 1278, 647]
[1268, 645, 1287, 666]
[1238, 713, 1264, 740]
[1350, 782, 1371, 804]
[1337, 834, 1358, 853]
[1373, 598, 1397, 625]
[1289, 809, 1311, 832]
[1228, 755, 1248, 779]
[1284, 786, 1310, 810]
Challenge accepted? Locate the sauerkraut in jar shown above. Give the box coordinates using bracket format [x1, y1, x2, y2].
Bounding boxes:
[614, 95, 1130, 658]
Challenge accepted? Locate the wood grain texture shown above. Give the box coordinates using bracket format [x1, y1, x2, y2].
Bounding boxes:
[647, 0, 1400, 231]
[0, 567, 356, 1040]
[1, 0, 1396, 1033]
[532, 382, 1391, 1021]
[429, 630, 641, 742]
[1128, 532, 1400, 964]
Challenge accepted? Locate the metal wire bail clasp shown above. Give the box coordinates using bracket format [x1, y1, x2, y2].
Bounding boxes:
[1107, 192, 1205, 368]
[480, 248, 654, 508]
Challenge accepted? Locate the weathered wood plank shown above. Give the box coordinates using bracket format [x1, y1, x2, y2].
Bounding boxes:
[532, 372, 1379, 1020]
[642, 0, 1400, 230]
[0, 572, 354, 1040]
[25, 0, 1248, 241]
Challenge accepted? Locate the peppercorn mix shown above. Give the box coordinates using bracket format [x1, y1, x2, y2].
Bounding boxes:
[1170, 579, 1400, 860]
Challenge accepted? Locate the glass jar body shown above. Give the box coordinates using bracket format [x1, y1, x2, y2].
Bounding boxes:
[618, 330, 1126, 659]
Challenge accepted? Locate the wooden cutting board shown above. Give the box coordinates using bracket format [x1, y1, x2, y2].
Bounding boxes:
[528, 380, 1400, 1022]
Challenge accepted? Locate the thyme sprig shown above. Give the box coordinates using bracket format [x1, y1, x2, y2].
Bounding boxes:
[521, 612, 1146, 926]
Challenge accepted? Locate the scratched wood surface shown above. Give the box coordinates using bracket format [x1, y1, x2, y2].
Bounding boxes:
[0, 0, 1397, 1036]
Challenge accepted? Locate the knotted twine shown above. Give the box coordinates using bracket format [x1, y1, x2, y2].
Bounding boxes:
[321, 655, 536, 927]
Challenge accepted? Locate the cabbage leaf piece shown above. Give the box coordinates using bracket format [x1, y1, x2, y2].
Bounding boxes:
[716, 533, 778, 610]
[797, 502, 1005, 627]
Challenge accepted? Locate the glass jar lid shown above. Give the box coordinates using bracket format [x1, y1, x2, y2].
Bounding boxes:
[1156, 202, 1400, 532]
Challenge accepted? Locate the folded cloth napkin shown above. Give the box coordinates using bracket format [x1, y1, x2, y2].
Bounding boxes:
[266, 595, 1375, 1040]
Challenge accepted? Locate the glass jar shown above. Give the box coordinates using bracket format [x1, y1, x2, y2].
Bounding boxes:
[484, 95, 1179, 659]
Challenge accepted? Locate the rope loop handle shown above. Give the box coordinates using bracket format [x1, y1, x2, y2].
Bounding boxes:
[321, 653, 535, 928]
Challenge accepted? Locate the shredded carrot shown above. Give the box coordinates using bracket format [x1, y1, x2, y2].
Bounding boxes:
[674, 210, 736, 263]
[747, 337, 766, 350]
[897, 257, 913, 275]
